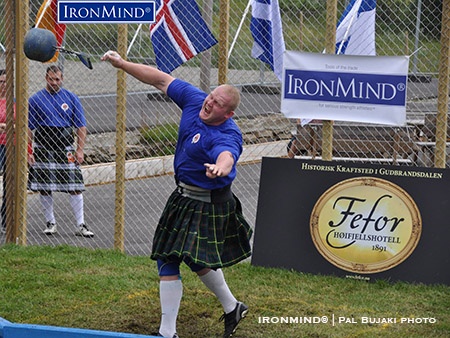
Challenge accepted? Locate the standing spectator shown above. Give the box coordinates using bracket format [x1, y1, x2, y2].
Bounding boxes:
[102, 51, 253, 338]
[287, 136, 301, 158]
[0, 69, 10, 233]
[28, 65, 93, 237]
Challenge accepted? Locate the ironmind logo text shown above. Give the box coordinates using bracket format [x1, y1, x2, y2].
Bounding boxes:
[284, 70, 407, 106]
[58, 1, 156, 23]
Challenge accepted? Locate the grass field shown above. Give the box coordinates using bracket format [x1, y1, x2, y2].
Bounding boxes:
[1, 244, 449, 338]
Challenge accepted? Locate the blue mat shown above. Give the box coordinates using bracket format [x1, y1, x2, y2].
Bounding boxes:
[0, 318, 158, 338]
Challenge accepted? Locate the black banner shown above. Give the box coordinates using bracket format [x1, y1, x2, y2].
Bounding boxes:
[252, 157, 450, 284]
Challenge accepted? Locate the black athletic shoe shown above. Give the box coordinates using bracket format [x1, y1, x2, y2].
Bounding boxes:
[220, 301, 248, 338]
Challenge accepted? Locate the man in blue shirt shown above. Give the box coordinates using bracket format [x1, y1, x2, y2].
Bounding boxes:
[28, 65, 94, 238]
[102, 51, 253, 338]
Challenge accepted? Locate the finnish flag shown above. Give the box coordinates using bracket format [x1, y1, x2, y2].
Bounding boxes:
[250, 0, 286, 82]
[336, 0, 377, 55]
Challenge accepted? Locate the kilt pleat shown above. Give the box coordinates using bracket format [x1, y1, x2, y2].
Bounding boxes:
[151, 189, 253, 269]
[28, 146, 85, 192]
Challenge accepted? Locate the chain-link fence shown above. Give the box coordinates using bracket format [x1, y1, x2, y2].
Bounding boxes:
[0, 0, 447, 254]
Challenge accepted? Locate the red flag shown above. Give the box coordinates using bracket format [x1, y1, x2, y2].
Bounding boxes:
[35, 0, 66, 63]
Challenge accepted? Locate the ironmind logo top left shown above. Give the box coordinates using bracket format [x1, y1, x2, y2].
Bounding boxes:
[57, 1, 156, 24]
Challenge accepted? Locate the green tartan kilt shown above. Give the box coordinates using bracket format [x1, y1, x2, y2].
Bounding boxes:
[28, 146, 85, 192]
[151, 188, 253, 269]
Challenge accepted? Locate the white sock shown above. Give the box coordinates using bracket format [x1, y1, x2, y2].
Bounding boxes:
[70, 194, 84, 227]
[159, 279, 182, 337]
[199, 269, 237, 314]
[40, 194, 55, 224]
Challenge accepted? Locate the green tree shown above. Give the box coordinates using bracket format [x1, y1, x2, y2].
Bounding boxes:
[421, 0, 442, 39]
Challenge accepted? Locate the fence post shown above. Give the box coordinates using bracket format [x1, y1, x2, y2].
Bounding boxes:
[322, 0, 338, 161]
[4, 0, 15, 243]
[218, 0, 229, 85]
[13, 0, 29, 245]
[434, 0, 450, 168]
[114, 24, 128, 252]
[200, 0, 213, 92]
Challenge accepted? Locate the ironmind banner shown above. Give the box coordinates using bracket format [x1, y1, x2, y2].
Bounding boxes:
[252, 158, 450, 284]
[281, 51, 409, 126]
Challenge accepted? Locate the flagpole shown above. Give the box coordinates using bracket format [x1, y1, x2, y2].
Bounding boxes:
[127, 24, 142, 56]
[35, 0, 52, 27]
[228, 0, 252, 59]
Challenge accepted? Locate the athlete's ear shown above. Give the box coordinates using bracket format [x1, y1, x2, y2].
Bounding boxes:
[225, 111, 234, 119]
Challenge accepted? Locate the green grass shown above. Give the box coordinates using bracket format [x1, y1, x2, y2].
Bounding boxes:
[0, 244, 449, 337]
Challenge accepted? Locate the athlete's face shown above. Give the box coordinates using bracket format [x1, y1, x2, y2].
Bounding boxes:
[199, 86, 234, 126]
[46, 70, 63, 93]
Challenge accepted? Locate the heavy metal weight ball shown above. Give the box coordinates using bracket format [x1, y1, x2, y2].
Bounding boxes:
[23, 27, 57, 62]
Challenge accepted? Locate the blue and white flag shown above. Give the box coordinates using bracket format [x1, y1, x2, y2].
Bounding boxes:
[336, 0, 377, 55]
[149, 0, 217, 74]
[250, 0, 285, 81]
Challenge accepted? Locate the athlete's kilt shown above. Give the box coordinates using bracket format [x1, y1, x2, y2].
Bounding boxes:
[151, 188, 253, 269]
[28, 145, 85, 192]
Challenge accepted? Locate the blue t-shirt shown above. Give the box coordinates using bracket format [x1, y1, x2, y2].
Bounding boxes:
[28, 88, 86, 130]
[168, 79, 243, 190]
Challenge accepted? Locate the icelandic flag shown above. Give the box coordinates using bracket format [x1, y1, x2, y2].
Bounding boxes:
[335, 0, 377, 55]
[149, 0, 217, 74]
[250, 0, 285, 81]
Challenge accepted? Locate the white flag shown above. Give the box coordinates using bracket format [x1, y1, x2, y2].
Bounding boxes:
[250, 0, 285, 81]
[336, 0, 377, 55]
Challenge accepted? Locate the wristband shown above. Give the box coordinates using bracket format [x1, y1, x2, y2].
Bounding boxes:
[27, 143, 33, 155]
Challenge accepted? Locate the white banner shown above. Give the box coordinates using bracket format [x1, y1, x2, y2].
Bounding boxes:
[281, 51, 409, 126]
